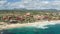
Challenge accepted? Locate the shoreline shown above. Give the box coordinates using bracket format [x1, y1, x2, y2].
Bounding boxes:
[0, 20, 60, 30]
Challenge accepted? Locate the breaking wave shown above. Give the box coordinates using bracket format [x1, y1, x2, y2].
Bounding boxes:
[31, 20, 60, 29]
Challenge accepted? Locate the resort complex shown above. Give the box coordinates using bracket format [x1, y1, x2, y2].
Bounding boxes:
[0, 10, 60, 24]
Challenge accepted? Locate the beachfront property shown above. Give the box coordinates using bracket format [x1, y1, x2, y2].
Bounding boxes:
[0, 10, 60, 24]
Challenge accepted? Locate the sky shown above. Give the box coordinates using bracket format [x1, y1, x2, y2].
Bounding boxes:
[0, 0, 60, 10]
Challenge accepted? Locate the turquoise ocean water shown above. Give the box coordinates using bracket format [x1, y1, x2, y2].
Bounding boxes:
[0, 24, 60, 34]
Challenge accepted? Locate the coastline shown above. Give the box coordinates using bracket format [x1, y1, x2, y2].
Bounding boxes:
[0, 20, 60, 30]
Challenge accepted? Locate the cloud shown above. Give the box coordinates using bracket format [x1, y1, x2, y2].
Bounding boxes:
[0, 0, 60, 10]
[0, 0, 7, 9]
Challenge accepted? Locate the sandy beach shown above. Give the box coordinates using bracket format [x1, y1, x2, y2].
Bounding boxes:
[0, 20, 60, 30]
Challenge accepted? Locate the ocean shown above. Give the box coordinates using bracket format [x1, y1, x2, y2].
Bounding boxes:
[1, 24, 60, 34]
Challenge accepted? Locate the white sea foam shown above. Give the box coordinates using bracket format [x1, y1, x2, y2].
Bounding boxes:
[0, 20, 60, 30]
[31, 20, 60, 29]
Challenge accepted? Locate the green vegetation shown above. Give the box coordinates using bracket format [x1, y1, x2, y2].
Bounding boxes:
[0, 9, 60, 24]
